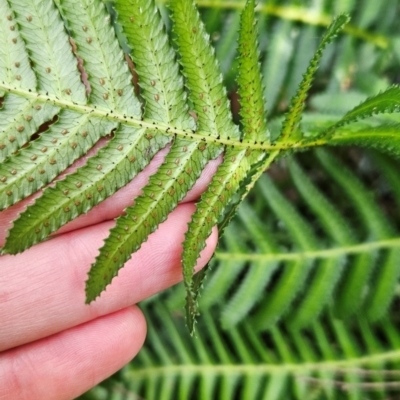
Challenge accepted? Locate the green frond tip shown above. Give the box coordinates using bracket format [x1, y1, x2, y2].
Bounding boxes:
[278, 13, 350, 142]
[182, 147, 252, 332]
[182, 148, 278, 332]
[237, 0, 268, 143]
[318, 86, 400, 140]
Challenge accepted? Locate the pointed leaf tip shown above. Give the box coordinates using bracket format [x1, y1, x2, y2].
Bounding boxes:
[278, 13, 350, 142]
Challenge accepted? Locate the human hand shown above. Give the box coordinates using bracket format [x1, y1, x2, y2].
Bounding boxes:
[0, 148, 219, 399]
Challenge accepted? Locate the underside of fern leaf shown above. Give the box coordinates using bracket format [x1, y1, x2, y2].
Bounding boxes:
[182, 0, 269, 332]
[1, 0, 400, 333]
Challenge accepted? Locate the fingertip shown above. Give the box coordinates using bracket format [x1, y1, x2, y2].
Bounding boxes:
[120, 305, 147, 360]
[0, 306, 148, 400]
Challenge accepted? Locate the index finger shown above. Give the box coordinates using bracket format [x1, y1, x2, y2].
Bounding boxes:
[0, 203, 217, 352]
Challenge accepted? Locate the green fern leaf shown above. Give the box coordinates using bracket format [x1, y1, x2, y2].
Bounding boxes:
[0, 0, 118, 210]
[0, 0, 65, 161]
[85, 140, 220, 303]
[0, 97, 59, 163]
[4, 0, 177, 254]
[85, 0, 210, 302]
[114, 0, 194, 127]
[0, 2, 36, 94]
[184, 149, 400, 332]
[183, 148, 251, 331]
[0, 3, 52, 161]
[286, 159, 350, 328]
[219, 208, 279, 329]
[0, 113, 116, 213]
[326, 123, 400, 156]
[2, 0, 149, 253]
[108, 299, 400, 400]
[3, 125, 170, 254]
[86, 0, 240, 302]
[11, 0, 86, 102]
[181, 0, 270, 332]
[315, 149, 400, 321]
[278, 13, 350, 142]
[1, 1, 115, 209]
[251, 174, 317, 330]
[170, 0, 239, 139]
[56, 0, 141, 116]
[237, 0, 268, 144]
[319, 86, 400, 140]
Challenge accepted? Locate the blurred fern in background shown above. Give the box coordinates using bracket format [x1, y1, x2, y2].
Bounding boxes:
[78, 0, 400, 398]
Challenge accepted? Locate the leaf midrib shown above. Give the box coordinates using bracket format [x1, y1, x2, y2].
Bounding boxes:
[215, 237, 400, 262]
[127, 347, 400, 377]
[1, 82, 327, 151]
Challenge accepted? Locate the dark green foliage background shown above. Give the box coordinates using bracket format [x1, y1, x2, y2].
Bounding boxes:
[78, 0, 400, 399]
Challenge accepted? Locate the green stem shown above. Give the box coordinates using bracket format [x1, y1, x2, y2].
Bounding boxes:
[126, 347, 400, 378]
[215, 237, 400, 262]
[0, 83, 330, 152]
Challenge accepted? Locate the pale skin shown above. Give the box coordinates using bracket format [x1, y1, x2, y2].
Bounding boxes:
[0, 146, 219, 399]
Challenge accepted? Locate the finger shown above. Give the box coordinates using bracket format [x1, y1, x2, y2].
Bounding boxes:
[0, 203, 218, 351]
[0, 147, 221, 243]
[0, 306, 146, 400]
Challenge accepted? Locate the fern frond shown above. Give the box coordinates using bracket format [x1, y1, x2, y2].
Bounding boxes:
[183, 148, 251, 330]
[326, 123, 400, 156]
[170, 0, 239, 139]
[319, 86, 400, 139]
[56, 0, 141, 116]
[11, 0, 86, 101]
[218, 210, 279, 329]
[286, 159, 350, 328]
[177, 150, 400, 331]
[278, 14, 350, 141]
[0, 2, 36, 94]
[86, 140, 221, 302]
[168, 0, 241, 321]
[0, 0, 125, 210]
[114, 0, 193, 125]
[181, 0, 270, 332]
[315, 149, 400, 321]
[0, 113, 116, 214]
[2, 0, 149, 254]
[4, 126, 170, 254]
[0, 97, 59, 163]
[237, 0, 268, 143]
[0, 3, 61, 160]
[86, 0, 209, 302]
[250, 174, 317, 330]
[102, 299, 400, 400]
